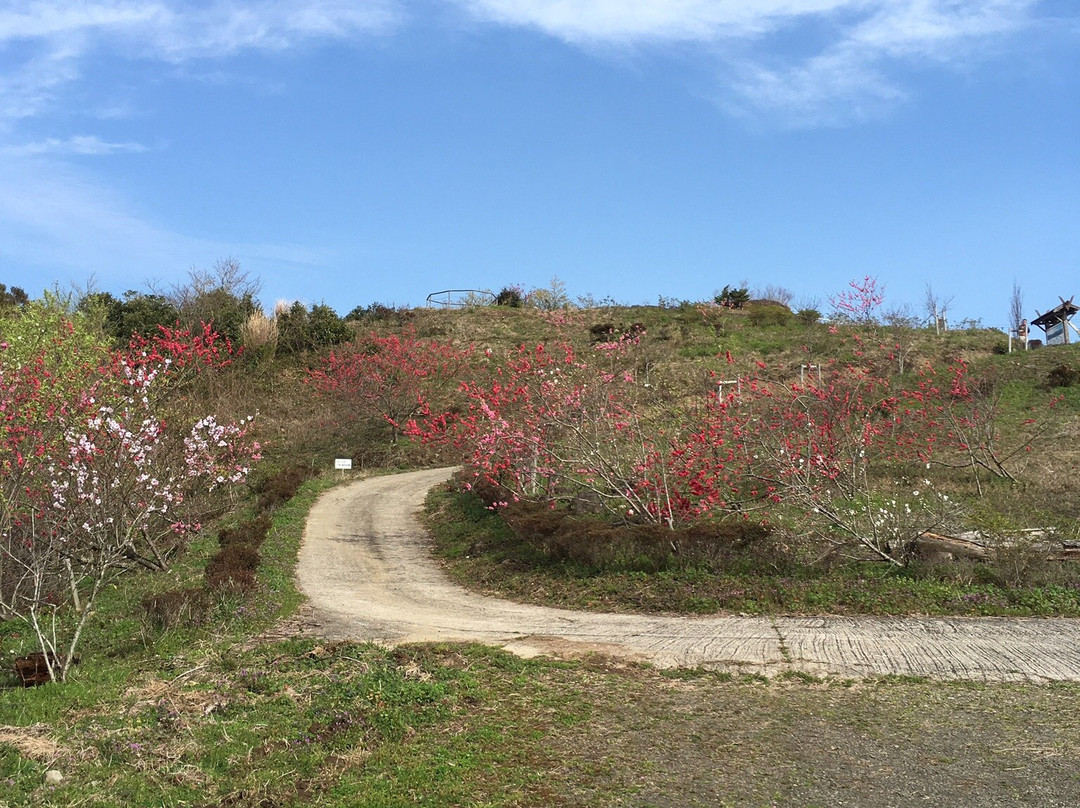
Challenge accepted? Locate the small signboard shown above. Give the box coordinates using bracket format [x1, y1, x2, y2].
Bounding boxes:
[1046, 322, 1065, 346]
[334, 458, 353, 471]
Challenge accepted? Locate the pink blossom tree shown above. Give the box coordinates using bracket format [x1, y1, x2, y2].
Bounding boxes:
[829, 275, 885, 324]
[0, 302, 260, 681]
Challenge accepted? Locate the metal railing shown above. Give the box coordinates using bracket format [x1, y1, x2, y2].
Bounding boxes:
[425, 289, 496, 309]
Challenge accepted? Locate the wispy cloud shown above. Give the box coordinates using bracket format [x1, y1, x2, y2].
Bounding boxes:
[0, 1, 399, 127]
[0, 155, 329, 292]
[0, 1, 398, 54]
[0, 1, 397, 291]
[452, 0, 1044, 125]
[453, 0, 863, 44]
[0, 135, 147, 157]
[0, 1, 1049, 132]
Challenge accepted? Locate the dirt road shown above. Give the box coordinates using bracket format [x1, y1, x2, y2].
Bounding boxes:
[297, 467, 1080, 681]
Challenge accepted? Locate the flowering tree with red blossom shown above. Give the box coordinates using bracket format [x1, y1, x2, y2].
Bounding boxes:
[307, 328, 472, 445]
[899, 361, 1058, 496]
[0, 301, 260, 681]
[406, 311, 1054, 565]
[416, 341, 576, 504]
[423, 334, 1051, 564]
[410, 334, 684, 525]
[648, 354, 1060, 564]
[652, 363, 960, 564]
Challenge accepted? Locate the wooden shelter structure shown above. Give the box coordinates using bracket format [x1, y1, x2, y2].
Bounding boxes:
[1031, 296, 1079, 346]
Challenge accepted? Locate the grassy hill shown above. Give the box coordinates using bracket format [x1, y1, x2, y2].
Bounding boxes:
[3, 293, 1080, 806]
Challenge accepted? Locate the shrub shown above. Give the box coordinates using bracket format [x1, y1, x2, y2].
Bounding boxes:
[204, 544, 261, 593]
[496, 286, 524, 307]
[746, 300, 792, 327]
[589, 322, 644, 344]
[275, 301, 351, 355]
[1046, 364, 1080, 389]
[590, 323, 617, 341]
[256, 464, 312, 511]
[218, 513, 273, 548]
[990, 540, 1054, 590]
[526, 277, 571, 311]
[204, 566, 257, 594]
[140, 586, 211, 629]
[796, 308, 821, 325]
[714, 285, 750, 309]
[81, 291, 181, 343]
[499, 500, 780, 573]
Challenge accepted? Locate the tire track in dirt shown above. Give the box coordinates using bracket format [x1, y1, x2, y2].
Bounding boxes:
[297, 467, 1080, 681]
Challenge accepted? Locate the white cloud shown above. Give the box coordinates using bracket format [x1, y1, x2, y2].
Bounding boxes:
[0, 155, 328, 291]
[0, 1, 397, 53]
[135, 2, 399, 60]
[0, 0, 1047, 130]
[452, 0, 1042, 125]
[453, 0, 866, 43]
[0, 1, 399, 127]
[724, 45, 909, 127]
[0, 135, 147, 157]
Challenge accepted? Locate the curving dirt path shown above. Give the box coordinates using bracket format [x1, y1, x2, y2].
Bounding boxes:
[297, 468, 1080, 681]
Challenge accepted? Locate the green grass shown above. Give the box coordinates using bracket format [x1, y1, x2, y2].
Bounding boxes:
[0, 640, 591, 808]
[7, 636, 1080, 807]
[4, 465, 1080, 808]
[0, 475, 584, 807]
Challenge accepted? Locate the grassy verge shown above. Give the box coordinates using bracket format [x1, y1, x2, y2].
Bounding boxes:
[423, 483, 1080, 617]
[7, 636, 1080, 807]
[3, 470, 1080, 807]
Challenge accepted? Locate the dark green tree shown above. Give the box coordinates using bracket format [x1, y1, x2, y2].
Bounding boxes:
[715, 285, 751, 309]
[80, 291, 181, 342]
[0, 284, 30, 309]
[277, 301, 351, 355]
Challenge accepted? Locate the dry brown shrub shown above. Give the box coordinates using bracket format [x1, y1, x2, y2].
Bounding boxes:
[204, 544, 261, 593]
[218, 513, 273, 548]
[501, 501, 778, 572]
[256, 464, 313, 511]
[140, 586, 211, 629]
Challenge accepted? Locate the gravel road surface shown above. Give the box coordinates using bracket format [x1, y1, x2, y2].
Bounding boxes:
[297, 467, 1080, 681]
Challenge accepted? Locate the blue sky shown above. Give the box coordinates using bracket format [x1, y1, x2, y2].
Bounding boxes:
[0, 1, 1077, 330]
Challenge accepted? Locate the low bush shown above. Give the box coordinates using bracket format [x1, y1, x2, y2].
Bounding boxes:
[714, 285, 750, 308]
[590, 323, 616, 341]
[496, 286, 524, 307]
[256, 464, 313, 511]
[1046, 364, 1080, 389]
[500, 500, 781, 573]
[218, 513, 273, 548]
[746, 300, 792, 327]
[140, 586, 211, 629]
[204, 543, 262, 593]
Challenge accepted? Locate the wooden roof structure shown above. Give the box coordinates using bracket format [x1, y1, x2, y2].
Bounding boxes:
[1031, 296, 1079, 345]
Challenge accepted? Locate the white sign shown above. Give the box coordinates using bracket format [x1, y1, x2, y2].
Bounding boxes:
[334, 458, 353, 470]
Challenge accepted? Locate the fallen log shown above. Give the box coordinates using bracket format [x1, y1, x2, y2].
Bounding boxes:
[915, 532, 990, 560]
[915, 532, 1080, 562]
